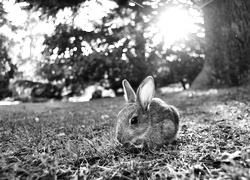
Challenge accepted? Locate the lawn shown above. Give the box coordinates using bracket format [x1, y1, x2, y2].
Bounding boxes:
[0, 86, 250, 179]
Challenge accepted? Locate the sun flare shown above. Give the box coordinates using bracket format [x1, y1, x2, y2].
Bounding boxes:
[156, 7, 197, 47]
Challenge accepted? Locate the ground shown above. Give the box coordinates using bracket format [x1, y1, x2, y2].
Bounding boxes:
[0, 86, 250, 179]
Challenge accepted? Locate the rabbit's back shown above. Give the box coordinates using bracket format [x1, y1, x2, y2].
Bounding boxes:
[149, 98, 179, 144]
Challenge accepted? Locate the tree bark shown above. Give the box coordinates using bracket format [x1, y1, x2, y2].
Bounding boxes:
[191, 0, 250, 89]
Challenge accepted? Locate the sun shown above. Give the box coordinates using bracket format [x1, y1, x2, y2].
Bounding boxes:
[156, 7, 197, 47]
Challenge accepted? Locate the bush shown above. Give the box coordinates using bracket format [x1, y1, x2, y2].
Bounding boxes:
[9, 80, 62, 102]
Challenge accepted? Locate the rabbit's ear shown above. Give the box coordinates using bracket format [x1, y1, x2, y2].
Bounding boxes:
[137, 76, 155, 110]
[123, 79, 136, 103]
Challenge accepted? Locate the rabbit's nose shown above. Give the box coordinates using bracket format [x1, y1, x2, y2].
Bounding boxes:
[116, 133, 124, 144]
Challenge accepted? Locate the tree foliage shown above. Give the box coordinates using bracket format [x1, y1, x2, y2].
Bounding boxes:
[36, 0, 204, 94]
[16, 0, 85, 16]
[0, 2, 16, 89]
[8, 0, 250, 94]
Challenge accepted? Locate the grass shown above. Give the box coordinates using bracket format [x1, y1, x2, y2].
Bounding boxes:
[0, 86, 250, 179]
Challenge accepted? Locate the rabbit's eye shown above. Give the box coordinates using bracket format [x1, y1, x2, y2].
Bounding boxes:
[130, 116, 138, 125]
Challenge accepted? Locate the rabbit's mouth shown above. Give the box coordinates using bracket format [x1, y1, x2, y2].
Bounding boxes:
[122, 141, 151, 153]
[123, 142, 143, 149]
[132, 139, 144, 146]
[127, 139, 147, 148]
[133, 143, 144, 149]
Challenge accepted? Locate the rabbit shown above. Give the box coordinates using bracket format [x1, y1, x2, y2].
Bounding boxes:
[116, 76, 180, 149]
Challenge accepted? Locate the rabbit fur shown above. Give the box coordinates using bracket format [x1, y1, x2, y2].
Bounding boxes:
[116, 76, 180, 149]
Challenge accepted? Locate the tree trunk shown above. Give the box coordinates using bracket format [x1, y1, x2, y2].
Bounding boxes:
[191, 0, 250, 89]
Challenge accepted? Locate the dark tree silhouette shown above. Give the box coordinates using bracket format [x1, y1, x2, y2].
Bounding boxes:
[192, 0, 250, 89]
[0, 2, 16, 99]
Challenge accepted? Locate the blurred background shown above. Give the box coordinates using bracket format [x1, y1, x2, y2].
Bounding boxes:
[0, 0, 249, 103]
